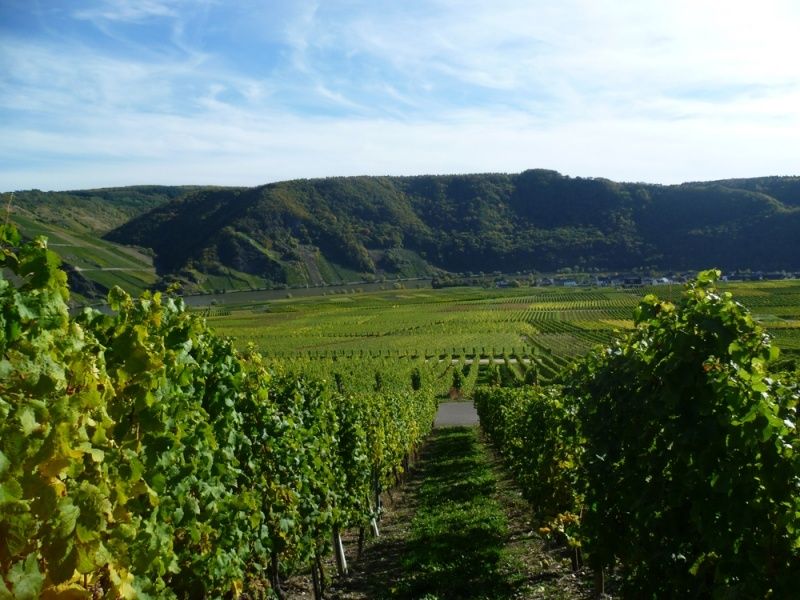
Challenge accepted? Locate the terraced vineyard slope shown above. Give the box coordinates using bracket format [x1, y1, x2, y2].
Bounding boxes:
[206, 280, 800, 379]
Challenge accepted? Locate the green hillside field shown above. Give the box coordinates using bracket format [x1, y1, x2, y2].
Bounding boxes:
[204, 278, 800, 378]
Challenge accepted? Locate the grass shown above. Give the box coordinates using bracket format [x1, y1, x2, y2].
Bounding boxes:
[322, 422, 593, 599]
[394, 427, 517, 599]
[385, 425, 594, 599]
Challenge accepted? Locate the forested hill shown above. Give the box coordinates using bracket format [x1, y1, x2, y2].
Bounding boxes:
[9, 185, 202, 234]
[101, 170, 800, 289]
[4, 185, 216, 299]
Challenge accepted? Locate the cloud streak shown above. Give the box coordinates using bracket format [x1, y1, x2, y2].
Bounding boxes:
[1, 0, 800, 190]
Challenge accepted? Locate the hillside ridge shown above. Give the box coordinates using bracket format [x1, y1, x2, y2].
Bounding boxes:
[104, 170, 800, 290]
[7, 171, 800, 295]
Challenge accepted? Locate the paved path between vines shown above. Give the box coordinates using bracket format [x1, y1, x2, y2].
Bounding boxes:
[434, 401, 479, 427]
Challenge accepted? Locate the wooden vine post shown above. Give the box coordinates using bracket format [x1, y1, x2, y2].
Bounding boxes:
[593, 567, 605, 597]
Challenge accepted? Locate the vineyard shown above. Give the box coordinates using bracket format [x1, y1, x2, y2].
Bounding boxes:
[0, 226, 441, 599]
[170, 275, 800, 596]
[206, 278, 800, 385]
[3, 223, 800, 598]
[475, 272, 800, 597]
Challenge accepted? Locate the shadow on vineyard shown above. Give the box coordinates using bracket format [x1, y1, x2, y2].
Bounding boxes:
[327, 424, 590, 600]
[394, 427, 516, 599]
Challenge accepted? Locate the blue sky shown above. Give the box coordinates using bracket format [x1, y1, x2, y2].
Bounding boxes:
[2, 0, 800, 191]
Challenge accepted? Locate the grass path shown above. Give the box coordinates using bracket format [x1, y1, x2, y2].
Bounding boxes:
[394, 426, 515, 599]
[323, 426, 592, 599]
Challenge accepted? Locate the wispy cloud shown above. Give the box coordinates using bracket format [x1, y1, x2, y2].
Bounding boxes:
[2, 0, 800, 190]
[0, 39, 206, 116]
[73, 0, 183, 23]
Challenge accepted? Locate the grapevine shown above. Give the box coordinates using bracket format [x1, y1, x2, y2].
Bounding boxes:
[0, 225, 437, 598]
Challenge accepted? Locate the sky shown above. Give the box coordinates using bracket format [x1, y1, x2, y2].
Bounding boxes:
[2, 0, 800, 191]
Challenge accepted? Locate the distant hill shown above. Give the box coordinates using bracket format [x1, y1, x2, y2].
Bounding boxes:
[6, 173, 800, 297]
[104, 171, 800, 291]
[5, 186, 204, 299]
[9, 186, 199, 234]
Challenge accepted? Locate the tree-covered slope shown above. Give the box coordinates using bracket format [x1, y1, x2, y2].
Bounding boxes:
[105, 171, 800, 289]
[711, 176, 800, 208]
[9, 185, 198, 234]
[5, 186, 203, 299]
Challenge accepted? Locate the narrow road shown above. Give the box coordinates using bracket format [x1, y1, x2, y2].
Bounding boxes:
[434, 401, 479, 428]
[73, 267, 153, 272]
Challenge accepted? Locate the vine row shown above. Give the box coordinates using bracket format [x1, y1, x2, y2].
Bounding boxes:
[476, 270, 800, 597]
[0, 225, 437, 599]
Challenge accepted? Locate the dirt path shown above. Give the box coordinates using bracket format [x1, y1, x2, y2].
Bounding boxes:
[297, 426, 595, 599]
